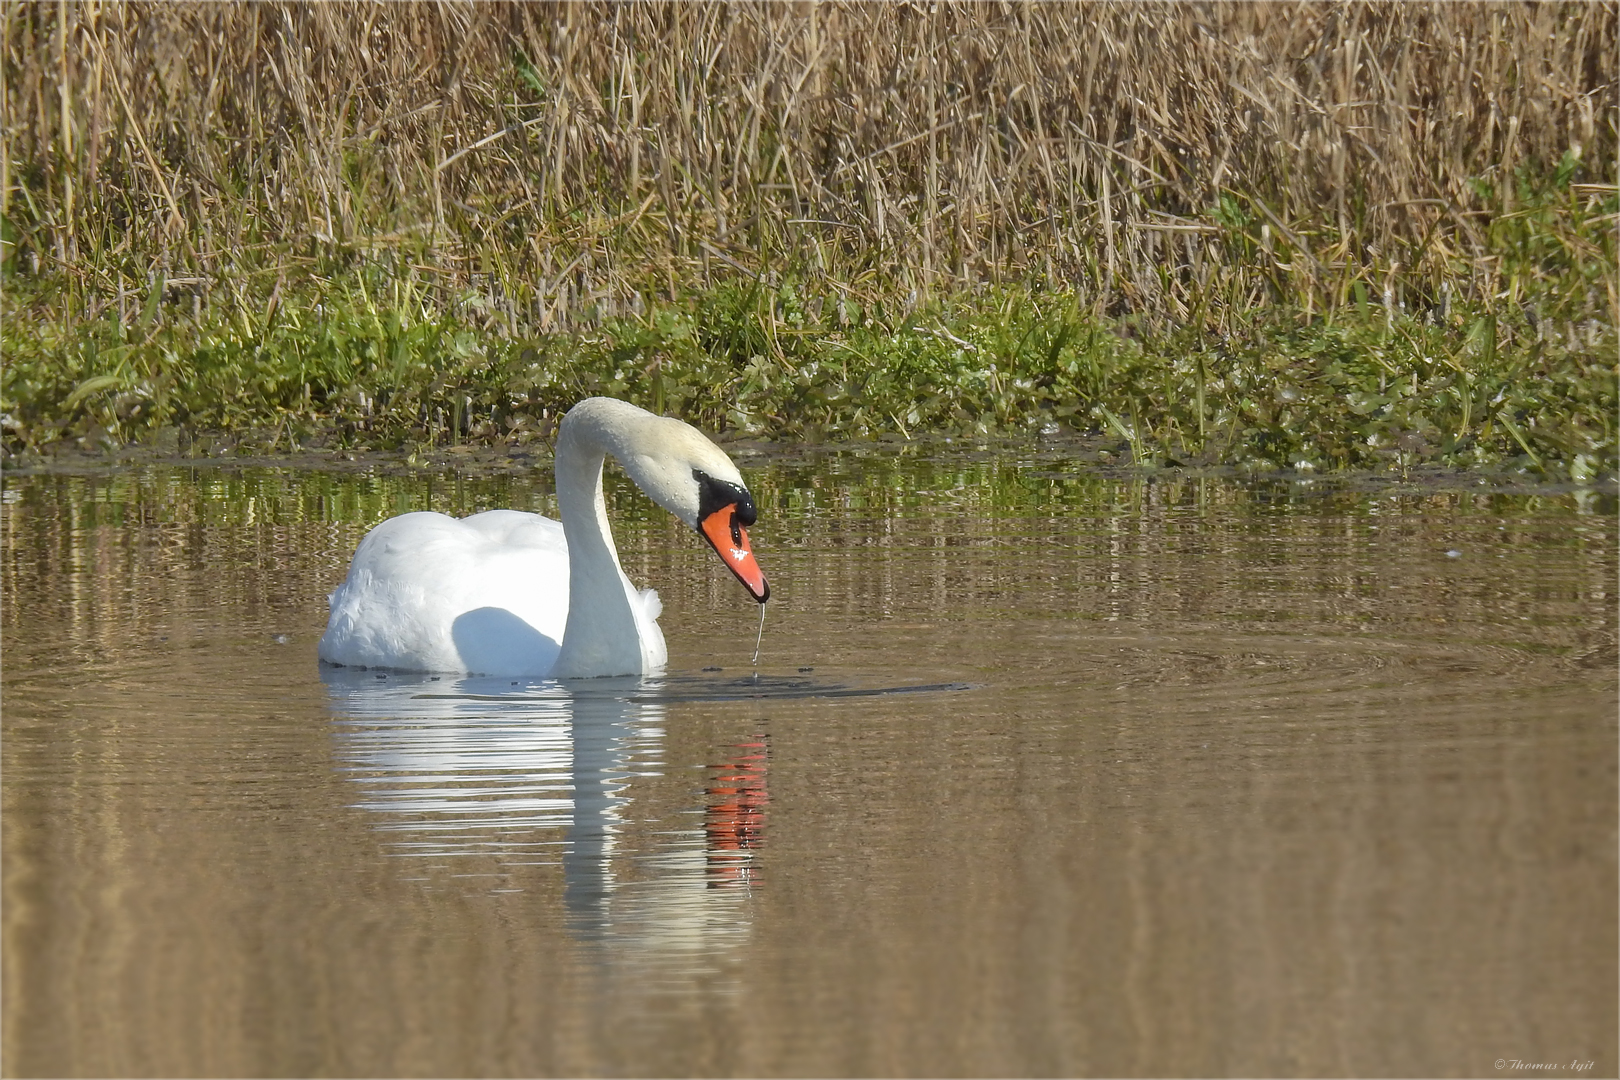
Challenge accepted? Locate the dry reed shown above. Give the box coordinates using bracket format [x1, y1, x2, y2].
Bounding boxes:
[4, 1, 1615, 326]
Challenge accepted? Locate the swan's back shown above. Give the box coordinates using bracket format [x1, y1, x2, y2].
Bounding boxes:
[319, 510, 577, 675]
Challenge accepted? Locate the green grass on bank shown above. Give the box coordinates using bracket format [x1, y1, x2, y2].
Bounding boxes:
[3, 168, 1616, 481]
[5, 3, 1614, 481]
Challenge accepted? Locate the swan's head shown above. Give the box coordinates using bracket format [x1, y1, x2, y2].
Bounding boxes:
[623, 427, 769, 604]
[690, 465, 769, 604]
[568, 398, 770, 604]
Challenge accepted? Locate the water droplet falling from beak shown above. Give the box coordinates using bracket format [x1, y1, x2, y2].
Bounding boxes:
[752, 602, 767, 666]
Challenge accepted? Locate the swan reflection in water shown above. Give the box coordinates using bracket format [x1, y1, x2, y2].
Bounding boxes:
[322, 666, 767, 977]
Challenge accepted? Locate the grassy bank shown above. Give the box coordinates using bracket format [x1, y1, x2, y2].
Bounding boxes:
[2, 2, 1616, 477]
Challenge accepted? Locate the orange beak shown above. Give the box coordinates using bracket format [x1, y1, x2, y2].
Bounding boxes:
[699, 504, 769, 603]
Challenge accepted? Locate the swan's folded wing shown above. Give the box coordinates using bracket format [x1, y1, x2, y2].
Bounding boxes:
[319, 511, 571, 675]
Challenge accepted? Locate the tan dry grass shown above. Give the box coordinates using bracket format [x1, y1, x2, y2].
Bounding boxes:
[3, 1, 1615, 326]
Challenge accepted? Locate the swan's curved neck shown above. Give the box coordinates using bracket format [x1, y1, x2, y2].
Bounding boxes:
[551, 406, 647, 677]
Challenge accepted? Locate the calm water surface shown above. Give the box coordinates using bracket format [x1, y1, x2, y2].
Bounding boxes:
[3, 447, 1615, 1077]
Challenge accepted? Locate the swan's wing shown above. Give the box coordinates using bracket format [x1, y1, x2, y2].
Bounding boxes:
[457, 508, 566, 548]
[319, 511, 571, 675]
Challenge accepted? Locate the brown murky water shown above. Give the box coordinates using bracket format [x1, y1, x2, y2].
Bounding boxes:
[3, 449, 1615, 1077]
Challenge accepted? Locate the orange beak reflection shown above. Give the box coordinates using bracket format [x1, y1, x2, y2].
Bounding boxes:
[699, 504, 770, 603]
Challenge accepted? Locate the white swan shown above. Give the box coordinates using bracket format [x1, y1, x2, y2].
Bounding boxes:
[318, 397, 769, 678]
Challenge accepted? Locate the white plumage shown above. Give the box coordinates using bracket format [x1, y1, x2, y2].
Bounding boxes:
[317, 398, 765, 678]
